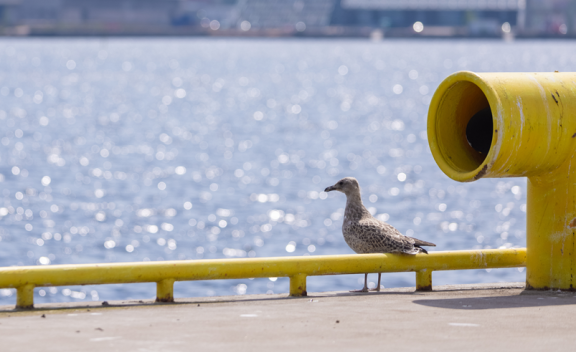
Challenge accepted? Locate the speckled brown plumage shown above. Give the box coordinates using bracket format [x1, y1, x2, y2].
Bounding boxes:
[324, 177, 436, 292]
[325, 177, 435, 255]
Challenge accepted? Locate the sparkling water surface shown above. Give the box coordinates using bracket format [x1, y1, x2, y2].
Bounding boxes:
[0, 38, 571, 304]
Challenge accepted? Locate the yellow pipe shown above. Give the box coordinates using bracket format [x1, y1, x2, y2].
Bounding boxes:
[156, 278, 175, 302]
[16, 284, 34, 309]
[415, 269, 432, 291]
[428, 71, 576, 290]
[289, 274, 307, 296]
[0, 249, 525, 308]
[0, 249, 525, 289]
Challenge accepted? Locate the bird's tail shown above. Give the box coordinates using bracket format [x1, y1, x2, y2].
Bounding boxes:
[410, 237, 436, 247]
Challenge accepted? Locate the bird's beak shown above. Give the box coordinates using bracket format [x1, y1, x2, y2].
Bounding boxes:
[324, 185, 336, 192]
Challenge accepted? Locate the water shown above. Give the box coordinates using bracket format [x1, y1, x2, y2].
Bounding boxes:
[0, 38, 572, 304]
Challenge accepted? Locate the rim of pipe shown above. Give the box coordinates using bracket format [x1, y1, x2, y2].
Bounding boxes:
[427, 70, 499, 182]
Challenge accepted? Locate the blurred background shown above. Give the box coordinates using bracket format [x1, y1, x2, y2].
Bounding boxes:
[0, 1, 573, 305]
[0, 0, 573, 38]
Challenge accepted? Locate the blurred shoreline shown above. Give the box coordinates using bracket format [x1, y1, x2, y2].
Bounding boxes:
[2, 24, 575, 40]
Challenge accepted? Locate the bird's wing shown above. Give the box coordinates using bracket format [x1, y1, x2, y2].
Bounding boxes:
[356, 218, 416, 253]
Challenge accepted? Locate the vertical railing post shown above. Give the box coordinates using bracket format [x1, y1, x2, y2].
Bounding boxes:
[415, 269, 432, 291]
[16, 284, 35, 309]
[289, 274, 307, 297]
[156, 278, 175, 302]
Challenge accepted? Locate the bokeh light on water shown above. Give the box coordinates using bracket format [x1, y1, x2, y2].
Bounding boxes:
[1, 38, 571, 304]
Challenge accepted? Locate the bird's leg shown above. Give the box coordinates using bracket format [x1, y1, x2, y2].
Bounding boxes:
[350, 273, 369, 293]
[370, 273, 382, 292]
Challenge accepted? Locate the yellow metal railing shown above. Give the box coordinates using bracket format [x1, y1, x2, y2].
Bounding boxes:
[0, 248, 526, 309]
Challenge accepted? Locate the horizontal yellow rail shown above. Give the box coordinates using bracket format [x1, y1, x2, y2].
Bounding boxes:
[0, 248, 526, 309]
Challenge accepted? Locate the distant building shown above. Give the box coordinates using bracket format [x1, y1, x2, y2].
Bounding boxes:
[176, 0, 239, 28]
[237, 0, 336, 29]
[525, 0, 576, 35]
[333, 0, 521, 36]
[8, 0, 179, 26]
[0, 0, 21, 27]
[176, 0, 336, 31]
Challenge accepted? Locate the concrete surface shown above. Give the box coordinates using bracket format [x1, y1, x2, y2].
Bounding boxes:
[1, 282, 576, 351]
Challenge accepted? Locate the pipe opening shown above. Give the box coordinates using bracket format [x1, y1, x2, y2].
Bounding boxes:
[466, 107, 493, 155]
[433, 80, 492, 173]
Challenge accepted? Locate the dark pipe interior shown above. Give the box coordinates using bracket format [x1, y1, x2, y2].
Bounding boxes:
[466, 107, 493, 155]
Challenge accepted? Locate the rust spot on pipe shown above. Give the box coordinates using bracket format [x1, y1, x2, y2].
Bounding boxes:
[572, 133, 576, 138]
[526, 282, 576, 292]
[416, 284, 432, 292]
[15, 304, 34, 310]
[525, 282, 547, 291]
[155, 296, 174, 303]
[552, 94, 559, 105]
[569, 218, 576, 228]
[473, 164, 488, 180]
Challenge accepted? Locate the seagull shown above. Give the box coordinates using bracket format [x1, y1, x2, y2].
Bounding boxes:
[324, 177, 436, 292]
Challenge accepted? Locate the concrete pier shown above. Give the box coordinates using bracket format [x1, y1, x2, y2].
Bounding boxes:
[1, 282, 575, 351]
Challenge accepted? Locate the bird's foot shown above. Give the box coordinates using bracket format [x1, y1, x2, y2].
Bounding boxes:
[370, 285, 384, 292]
[350, 288, 369, 293]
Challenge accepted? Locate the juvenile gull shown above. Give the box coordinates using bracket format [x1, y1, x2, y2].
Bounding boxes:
[324, 177, 436, 292]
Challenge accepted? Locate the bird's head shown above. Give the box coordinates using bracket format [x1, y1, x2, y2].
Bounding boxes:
[324, 177, 360, 196]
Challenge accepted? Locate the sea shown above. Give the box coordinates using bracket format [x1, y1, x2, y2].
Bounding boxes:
[0, 38, 572, 304]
